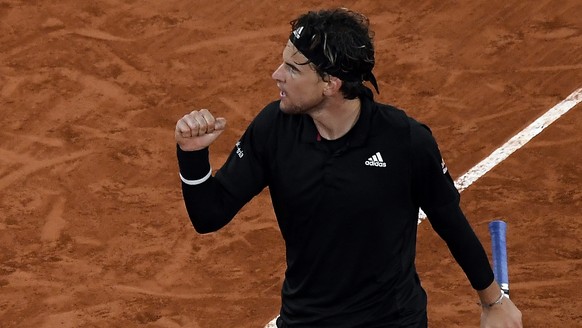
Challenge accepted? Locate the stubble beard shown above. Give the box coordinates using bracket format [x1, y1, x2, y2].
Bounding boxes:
[279, 96, 326, 116]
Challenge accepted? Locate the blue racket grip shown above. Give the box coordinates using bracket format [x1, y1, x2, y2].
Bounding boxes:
[489, 220, 509, 296]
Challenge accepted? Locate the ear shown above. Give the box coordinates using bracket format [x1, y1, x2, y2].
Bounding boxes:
[323, 76, 343, 96]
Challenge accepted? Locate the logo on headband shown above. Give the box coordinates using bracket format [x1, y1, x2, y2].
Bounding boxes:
[292, 26, 304, 39]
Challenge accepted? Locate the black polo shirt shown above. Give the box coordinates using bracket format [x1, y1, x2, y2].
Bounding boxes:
[177, 91, 494, 327]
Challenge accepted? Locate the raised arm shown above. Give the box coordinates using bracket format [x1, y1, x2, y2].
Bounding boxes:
[175, 106, 272, 233]
[175, 109, 239, 233]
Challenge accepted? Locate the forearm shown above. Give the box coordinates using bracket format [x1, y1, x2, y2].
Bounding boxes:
[181, 180, 240, 233]
[427, 203, 494, 290]
[177, 145, 242, 233]
[430, 208, 522, 326]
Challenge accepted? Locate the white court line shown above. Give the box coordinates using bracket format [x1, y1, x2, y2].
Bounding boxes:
[264, 88, 582, 327]
[266, 87, 582, 328]
[418, 87, 582, 221]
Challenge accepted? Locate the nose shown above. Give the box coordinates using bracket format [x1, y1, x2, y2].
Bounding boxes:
[272, 63, 285, 82]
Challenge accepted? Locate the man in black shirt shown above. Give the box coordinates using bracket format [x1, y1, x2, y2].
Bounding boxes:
[175, 8, 522, 327]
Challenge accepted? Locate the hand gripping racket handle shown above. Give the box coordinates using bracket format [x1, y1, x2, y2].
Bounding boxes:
[489, 220, 510, 297]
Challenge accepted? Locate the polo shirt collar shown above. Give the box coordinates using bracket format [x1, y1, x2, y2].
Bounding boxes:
[299, 88, 374, 148]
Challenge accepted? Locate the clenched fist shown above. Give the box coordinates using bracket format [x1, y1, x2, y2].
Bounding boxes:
[175, 109, 227, 151]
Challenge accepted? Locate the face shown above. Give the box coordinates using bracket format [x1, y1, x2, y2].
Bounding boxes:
[272, 41, 328, 114]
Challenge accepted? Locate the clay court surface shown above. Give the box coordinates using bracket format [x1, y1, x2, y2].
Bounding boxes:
[1, 1, 581, 327]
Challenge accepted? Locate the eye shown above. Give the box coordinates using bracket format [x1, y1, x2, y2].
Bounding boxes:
[286, 63, 298, 74]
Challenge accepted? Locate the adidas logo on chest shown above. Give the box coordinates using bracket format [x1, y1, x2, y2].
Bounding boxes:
[365, 152, 386, 167]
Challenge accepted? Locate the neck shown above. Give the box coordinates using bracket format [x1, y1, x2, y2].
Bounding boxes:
[311, 97, 361, 140]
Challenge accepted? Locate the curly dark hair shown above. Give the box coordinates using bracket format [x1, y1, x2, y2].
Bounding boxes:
[289, 8, 378, 99]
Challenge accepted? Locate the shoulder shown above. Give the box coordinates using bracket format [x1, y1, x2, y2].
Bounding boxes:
[251, 100, 303, 132]
[246, 101, 282, 134]
[370, 100, 437, 149]
[260, 100, 281, 115]
[372, 102, 410, 126]
[369, 101, 425, 137]
[242, 101, 295, 151]
[252, 100, 302, 127]
[371, 100, 431, 134]
[377, 101, 433, 141]
[408, 117, 437, 151]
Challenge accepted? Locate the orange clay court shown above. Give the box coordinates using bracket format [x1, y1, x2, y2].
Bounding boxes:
[0, 1, 581, 327]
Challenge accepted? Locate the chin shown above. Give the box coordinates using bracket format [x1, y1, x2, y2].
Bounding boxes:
[280, 106, 306, 115]
[280, 100, 318, 115]
[278, 101, 301, 114]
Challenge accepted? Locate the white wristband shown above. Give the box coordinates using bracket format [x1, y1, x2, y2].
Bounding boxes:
[179, 168, 212, 185]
